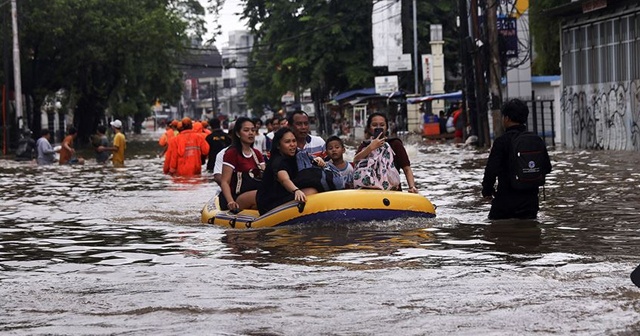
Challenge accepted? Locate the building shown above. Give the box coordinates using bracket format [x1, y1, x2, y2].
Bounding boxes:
[219, 30, 254, 118]
[552, 0, 640, 151]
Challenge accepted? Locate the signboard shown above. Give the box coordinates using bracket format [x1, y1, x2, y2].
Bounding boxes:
[302, 103, 315, 117]
[421, 54, 433, 83]
[375, 76, 398, 95]
[388, 54, 412, 72]
[281, 91, 295, 104]
[497, 17, 518, 58]
[582, 0, 607, 13]
[372, 0, 403, 67]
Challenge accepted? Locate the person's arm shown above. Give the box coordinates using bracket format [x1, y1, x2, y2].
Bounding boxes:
[391, 140, 418, 193]
[220, 165, 238, 209]
[481, 138, 506, 197]
[353, 135, 386, 162]
[276, 169, 306, 203]
[401, 165, 418, 193]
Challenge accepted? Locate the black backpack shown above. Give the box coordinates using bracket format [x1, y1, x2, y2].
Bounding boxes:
[508, 131, 550, 190]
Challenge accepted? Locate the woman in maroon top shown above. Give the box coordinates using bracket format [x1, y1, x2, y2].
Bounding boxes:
[353, 112, 418, 193]
[220, 117, 265, 211]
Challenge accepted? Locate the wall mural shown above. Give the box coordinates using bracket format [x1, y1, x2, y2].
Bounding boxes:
[562, 81, 640, 151]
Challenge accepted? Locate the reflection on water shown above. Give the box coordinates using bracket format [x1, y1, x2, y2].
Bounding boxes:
[1, 133, 640, 334]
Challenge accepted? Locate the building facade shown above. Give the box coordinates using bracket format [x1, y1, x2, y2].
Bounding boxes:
[556, 0, 640, 151]
[219, 30, 254, 118]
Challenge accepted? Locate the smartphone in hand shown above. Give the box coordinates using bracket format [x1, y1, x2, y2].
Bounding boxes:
[373, 127, 386, 138]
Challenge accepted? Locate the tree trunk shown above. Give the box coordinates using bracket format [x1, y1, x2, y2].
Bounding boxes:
[74, 95, 100, 144]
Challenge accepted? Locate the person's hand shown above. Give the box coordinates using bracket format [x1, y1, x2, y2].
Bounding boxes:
[482, 195, 493, 202]
[293, 189, 306, 203]
[97, 146, 104, 152]
[227, 201, 239, 210]
[313, 157, 326, 167]
[408, 186, 418, 193]
[369, 132, 386, 150]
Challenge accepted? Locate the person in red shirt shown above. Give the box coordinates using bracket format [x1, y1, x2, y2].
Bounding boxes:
[452, 107, 464, 143]
[220, 117, 265, 211]
[168, 117, 210, 177]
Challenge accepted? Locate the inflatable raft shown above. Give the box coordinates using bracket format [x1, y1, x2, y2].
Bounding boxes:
[201, 189, 436, 229]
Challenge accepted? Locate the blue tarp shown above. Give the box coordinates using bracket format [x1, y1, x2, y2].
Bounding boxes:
[406, 91, 463, 104]
[331, 88, 376, 102]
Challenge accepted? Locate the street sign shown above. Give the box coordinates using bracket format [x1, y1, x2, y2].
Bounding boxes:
[375, 76, 398, 95]
[388, 54, 412, 72]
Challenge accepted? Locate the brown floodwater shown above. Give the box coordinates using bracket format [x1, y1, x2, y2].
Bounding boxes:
[1, 131, 639, 335]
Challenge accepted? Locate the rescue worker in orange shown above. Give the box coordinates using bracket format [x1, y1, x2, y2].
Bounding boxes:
[201, 120, 212, 136]
[159, 120, 178, 156]
[168, 118, 210, 176]
[162, 121, 181, 175]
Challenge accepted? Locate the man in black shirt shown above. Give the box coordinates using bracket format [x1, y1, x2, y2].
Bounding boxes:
[481, 99, 552, 220]
[204, 118, 232, 173]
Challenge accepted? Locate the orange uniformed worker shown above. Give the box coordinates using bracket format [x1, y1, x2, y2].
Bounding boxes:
[159, 120, 178, 154]
[168, 117, 210, 176]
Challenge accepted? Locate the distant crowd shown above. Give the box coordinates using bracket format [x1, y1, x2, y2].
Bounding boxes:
[11, 98, 553, 220]
[15, 119, 126, 167]
[157, 110, 419, 215]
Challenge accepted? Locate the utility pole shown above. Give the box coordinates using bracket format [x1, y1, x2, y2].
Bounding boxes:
[11, 0, 23, 130]
[412, 0, 419, 94]
[487, 0, 504, 141]
[459, 0, 478, 141]
[470, 0, 490, 147]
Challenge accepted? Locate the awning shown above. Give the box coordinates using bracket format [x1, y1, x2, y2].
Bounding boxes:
[407, 91, 463, 104]
[331, 88, 376, 102]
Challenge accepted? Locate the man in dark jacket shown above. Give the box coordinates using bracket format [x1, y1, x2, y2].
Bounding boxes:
[204, 118, 232, 173]
[481, 99, 552, 220]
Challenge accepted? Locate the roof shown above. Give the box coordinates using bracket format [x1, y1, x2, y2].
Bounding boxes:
[407, 91, 463, 104]
[331, 88, 377, 102]
[532, 75, 561, 83]
[546, 0, 638, 18]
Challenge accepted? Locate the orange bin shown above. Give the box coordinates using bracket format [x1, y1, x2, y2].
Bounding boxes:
[423, 122, 440, 136]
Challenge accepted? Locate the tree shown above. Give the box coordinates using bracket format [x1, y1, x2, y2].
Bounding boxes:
[530, 0, 565, 75]
[241, 0, 462, 119]
[241, 0, 374, 120]
[5, 0, 209, 141]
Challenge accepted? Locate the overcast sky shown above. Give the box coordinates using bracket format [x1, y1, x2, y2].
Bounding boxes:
[200, 0, 248, 49]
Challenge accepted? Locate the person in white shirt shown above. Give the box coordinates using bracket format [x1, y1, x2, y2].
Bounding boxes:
[287, 111, 325, 157]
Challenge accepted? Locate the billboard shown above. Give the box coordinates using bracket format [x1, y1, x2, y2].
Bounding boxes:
[372, 0, 403, 68]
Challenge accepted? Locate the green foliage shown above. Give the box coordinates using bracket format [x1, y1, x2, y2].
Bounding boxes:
[2, 0, 206, 138]
[240, 0, 461, 111]
[242, 0, 375, 111]
[531, 0, 565, 75]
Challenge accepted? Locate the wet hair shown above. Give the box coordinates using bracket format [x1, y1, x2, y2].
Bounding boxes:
[287, 110, 308, 126]
[325, 135, 344, 148]
[67, 127, 77, 135]
[501, 99, 529, 124]
[231, 117, 255, 152]
[366, 112, 389, 131]
[270, 127, 295, 159]
[97, 125, 107, 134]
[40, 129, 50, 137]
[209, 118, 221, 129]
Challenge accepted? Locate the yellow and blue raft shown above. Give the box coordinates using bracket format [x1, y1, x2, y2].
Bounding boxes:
[201, 189, 436, 229]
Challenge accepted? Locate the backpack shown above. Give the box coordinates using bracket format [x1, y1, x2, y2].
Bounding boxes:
[353, 142, 401, 190]
[293, 151, 345, 192]
[508, 131, 551, 190]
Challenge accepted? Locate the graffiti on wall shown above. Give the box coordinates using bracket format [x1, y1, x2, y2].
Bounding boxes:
[632, 81, 640, 151]
[562, 81, 640, 151]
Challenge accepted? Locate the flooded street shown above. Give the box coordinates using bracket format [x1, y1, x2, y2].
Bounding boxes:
[1, 132, 640, 335]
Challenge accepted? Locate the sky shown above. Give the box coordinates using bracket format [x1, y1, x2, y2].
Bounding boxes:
[200, 0, 248, 49]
